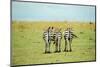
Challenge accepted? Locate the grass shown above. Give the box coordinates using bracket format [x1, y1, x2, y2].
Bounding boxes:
[12, 21, 96, 66]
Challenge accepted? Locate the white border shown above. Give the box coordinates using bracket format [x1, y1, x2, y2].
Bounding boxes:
[0, 0, 10, 67]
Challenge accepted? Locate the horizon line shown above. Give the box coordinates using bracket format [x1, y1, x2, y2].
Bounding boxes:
[12, 20, 95, 23]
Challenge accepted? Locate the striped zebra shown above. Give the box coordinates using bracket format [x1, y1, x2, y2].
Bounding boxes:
[43, 27, 52, 53]
[43, 27, 62, 53]
[64, 28, 78, 52]
[54, 29, 62, 52]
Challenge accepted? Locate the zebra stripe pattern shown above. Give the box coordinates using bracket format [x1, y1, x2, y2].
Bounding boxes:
[64, 28, 74, 52]
[43, 27, 62, 53]
[54, 31, 62, 52]
[64, 30, 73, 40]
[43, 27, 77, 53]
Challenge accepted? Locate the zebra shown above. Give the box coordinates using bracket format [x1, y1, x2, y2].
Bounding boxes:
[64, 28, 78, 52]
[43, 27, 62, 53]
[43, 27, 52, 53]
[54, 28, 62, 52]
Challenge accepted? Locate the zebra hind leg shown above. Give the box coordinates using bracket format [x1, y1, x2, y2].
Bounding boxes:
[69, 39, 72, 52]
[64, 40, 68, 52]
[45, 42, 48, 53]
[54, 41, 59, 53]
[54, 44, 58, 53]
[58, 40, 61, 52]
[47, 42, 51, 53]
[45, 42, 51, 54]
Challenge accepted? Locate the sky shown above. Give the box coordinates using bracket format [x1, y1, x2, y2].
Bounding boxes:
[12, 1, 96, 22]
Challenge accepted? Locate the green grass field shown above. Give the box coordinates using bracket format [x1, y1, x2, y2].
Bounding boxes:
[12, 21, 96, 66]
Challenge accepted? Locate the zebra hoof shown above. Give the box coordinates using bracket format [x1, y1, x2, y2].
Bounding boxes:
[64, 50, 68, 52]
[57, 50, 61, 53]
[47, 51, 51, 53]
[54, 51, 58, 53]
[58, 50, 61, 52]
[45, 51, 51, 53]
[69, 50, 72, 52]
[45, 52, 48, 53]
